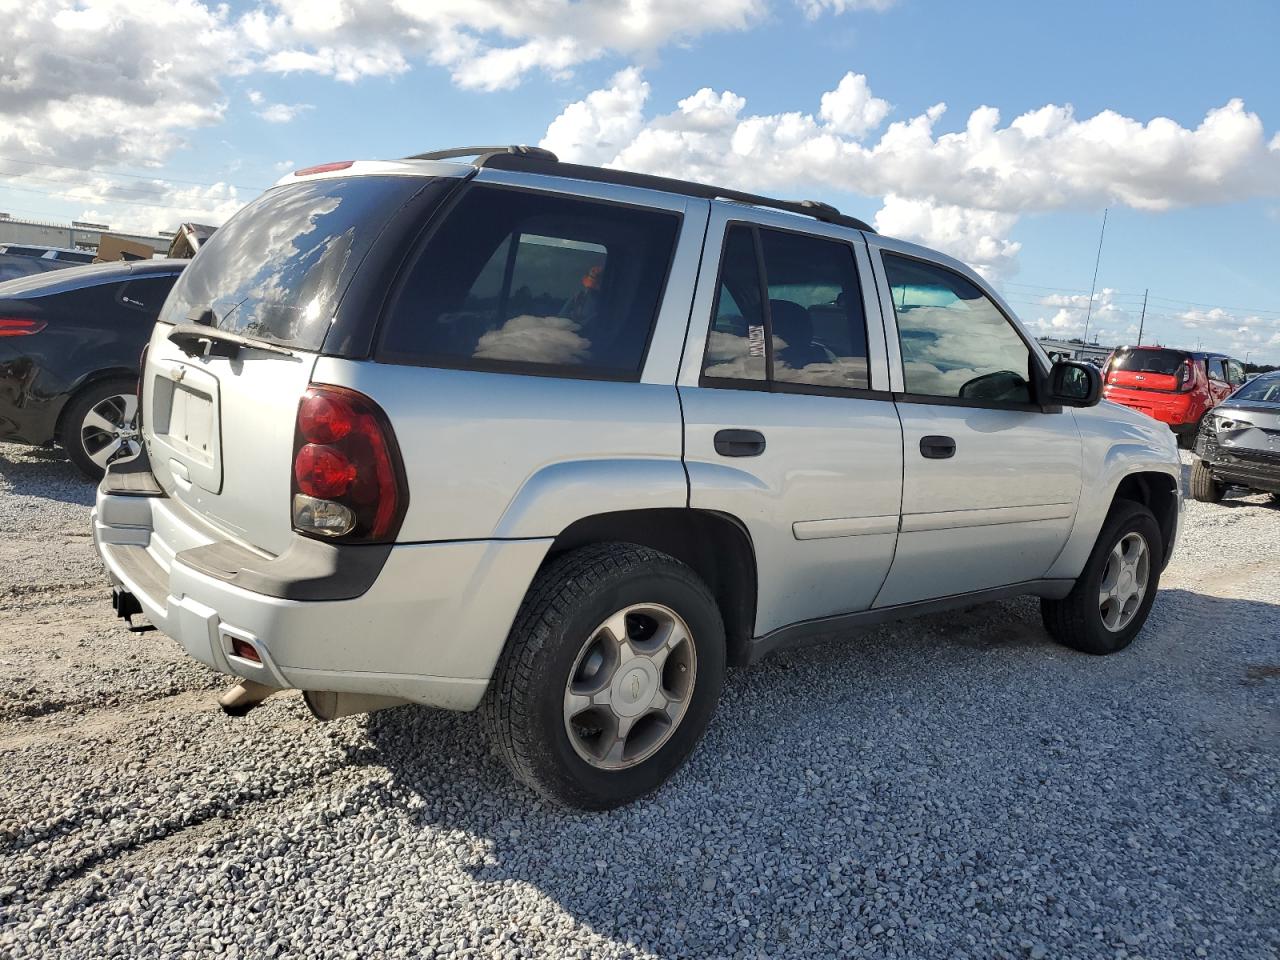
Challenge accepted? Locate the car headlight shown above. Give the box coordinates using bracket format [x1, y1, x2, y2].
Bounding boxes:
[1214, 414, 1249, 433]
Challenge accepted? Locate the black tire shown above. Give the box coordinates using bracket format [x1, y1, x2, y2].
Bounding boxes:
[61, 378, 139, 481]
[1189, 458, 1225, 503]
[1040, 500, 1163, 655]
[482, 542, 726, 810]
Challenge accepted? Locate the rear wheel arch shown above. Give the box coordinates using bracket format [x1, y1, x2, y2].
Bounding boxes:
[53, 367, 136, 443]
[544, 508, 758, 666]
[1110, 471, 1178, 567]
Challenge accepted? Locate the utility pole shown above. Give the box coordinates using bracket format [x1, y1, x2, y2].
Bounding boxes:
[1136, 288, 1147, 346]
[1082, 208, 1108, 345]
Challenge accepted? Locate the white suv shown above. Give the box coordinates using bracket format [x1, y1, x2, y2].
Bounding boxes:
[93, 146, 1182, 809]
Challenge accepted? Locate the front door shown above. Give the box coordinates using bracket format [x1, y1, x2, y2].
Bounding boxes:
[678, 207, 903, 637]
[868, 243, 1084, 607]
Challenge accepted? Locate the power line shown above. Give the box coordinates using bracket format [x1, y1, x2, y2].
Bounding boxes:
[0, 167, 244, 202]
[0, 155, 267, 193]
[0, 181, 238, 212]
[1082, 208, 1108, 344]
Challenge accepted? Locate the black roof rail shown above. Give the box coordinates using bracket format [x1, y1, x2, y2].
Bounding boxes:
[402, 144, 876, 234]
[405, 145, 559, 164]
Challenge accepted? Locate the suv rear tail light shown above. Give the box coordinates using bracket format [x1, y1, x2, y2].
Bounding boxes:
[291, 385, 407, 543]
[1176, 360, 1194, 392]
[0, 317, 47, 337]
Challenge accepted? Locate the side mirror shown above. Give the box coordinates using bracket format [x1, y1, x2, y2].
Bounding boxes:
[1045, 360, 1101, 407]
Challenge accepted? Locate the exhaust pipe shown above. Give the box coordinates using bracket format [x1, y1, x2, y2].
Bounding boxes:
[218, 679, 279, 717]
[303, 690, 409, 721]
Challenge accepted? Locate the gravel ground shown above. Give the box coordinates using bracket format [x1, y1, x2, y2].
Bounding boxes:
[0, 441, 1277, 960]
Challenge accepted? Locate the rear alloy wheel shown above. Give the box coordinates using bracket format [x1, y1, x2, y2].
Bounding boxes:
[1041, 500, 1163, 655]
[563, 603, 697, 771]
[1190, 457, 1225, 503]
[483, 542, 725, 810]
[62, 378, 140, 480]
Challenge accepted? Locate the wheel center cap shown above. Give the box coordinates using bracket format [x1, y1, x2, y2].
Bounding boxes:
[611, 660, 659, 718]
[1119, 570, 1133, 592]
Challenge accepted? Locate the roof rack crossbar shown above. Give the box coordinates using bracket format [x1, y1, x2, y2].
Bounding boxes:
[402, 145, 875, 234]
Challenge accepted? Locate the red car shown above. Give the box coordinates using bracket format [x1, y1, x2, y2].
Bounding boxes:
[1101, 346, 1246, 447]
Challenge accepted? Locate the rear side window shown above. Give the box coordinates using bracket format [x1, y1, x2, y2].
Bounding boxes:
[118, 276, 178, 313]
[702, 224, 870, 391]
[1106, 349, 1187, 376]
[158, 175, 436, 351]
[378, 185, 680, 379]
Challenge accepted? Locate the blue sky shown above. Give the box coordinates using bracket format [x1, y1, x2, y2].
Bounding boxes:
[3, 0, 1278, 361]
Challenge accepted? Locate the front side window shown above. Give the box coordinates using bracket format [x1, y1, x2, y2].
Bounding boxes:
[379, 185, 680, 378]
[701, 224, 870, 390]
[882, 254, 1034, 405]
[1226, 360, 1246, 385]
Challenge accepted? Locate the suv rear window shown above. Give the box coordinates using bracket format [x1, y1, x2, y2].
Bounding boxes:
[1106, 349, 1187, 376]
[158, 175, 435, 351]
[378, 185, 680, 379]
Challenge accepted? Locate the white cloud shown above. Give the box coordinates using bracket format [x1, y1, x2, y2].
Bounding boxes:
[1017, 289, 1280, 362]
[819, 72, 891, 138]
[540, 71, 1280, 285]
[243, 0, 765, 91]
[874, 194, 1022, 278]
[541, 68, 650, 166]
[798, 0, 898, 18]
[66, 178, 246, 236]
[0, 0, 238, 171]
[257, 102, 314, 124]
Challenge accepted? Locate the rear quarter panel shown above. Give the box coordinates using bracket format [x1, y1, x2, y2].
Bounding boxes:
[310, 360, 686, 541]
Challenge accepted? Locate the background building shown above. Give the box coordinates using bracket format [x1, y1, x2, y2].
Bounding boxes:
[0, 213, 170, 257]
[1038, 337, 1115, 365]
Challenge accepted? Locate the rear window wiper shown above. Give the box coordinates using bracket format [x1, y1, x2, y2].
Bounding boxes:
[168, 323, 296, 359]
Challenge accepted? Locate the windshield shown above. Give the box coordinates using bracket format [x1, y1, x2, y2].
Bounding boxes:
[158, 175, 431, 351]
[1106, 348, 1187, 376]
[1231, 376, 1280, 403]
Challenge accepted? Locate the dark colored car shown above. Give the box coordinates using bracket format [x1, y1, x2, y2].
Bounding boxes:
[1190, 371, 1280, 503]
[0, 251, 74, 284]
[0, 259, 185, 478]
[1102, 346, 1246, 447]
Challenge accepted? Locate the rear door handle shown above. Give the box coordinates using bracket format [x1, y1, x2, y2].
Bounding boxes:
[919, 435, 956, 459]
[714, 429, 766, 457]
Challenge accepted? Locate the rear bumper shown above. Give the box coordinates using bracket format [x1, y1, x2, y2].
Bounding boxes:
[93, 459, 551, 711]
[1102, 388, 1197, 427]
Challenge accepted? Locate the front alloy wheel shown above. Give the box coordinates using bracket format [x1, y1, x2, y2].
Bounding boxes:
[1097, 532, 1150, 632]
[1040, 500, 1163, 655]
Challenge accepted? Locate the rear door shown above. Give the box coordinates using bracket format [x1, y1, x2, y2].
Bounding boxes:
[1205, 357, 1235, 407]
[868, 240, 1083, 607]
[679, 205, 902, 637]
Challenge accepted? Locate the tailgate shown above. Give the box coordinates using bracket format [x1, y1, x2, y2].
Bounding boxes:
[144, 327, 317, 556]
[1106, 369, 1179, 391]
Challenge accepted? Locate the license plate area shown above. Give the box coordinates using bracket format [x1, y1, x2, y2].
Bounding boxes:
[148, 359, 223, 493]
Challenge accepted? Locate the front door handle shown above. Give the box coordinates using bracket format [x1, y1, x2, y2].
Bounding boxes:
[714, 429, 766, 457]
[919, 435, 956, 459]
